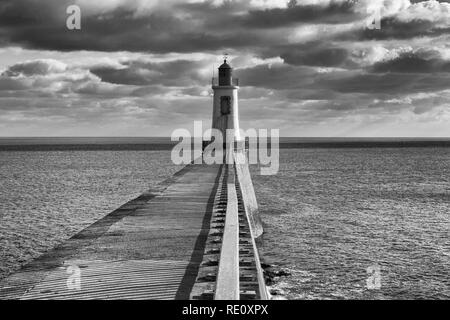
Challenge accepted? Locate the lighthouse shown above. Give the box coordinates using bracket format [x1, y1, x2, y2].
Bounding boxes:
[211, 58, 241, 141]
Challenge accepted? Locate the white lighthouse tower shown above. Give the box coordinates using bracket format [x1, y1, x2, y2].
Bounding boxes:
[211, 58, 241, 141]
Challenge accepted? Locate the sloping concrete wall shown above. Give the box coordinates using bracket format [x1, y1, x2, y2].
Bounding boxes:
[234, 152, 264, 238]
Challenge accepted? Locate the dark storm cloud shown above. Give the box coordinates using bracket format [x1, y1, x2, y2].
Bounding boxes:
[237, 63, 317, 90]
[283, 88, 341, 100]
[1, 60, 66, 76]
[130, 85, 173, 97]
[237, 56, 450, 97]
[0, 0, 260, 52]
[410, 0, 449, 2]
[371, 50, 450, 73]
[180, 86, 209, 97]
[281, 46, 349, 67]
[0, 0, 449, 61]
[317, 72, 450, 94]
[0, 77, 29, 91]
[13, 10, 263, 53]
[90, 59, 208, 86]
[236, 0, 359, 28]
[0, 0, 363, 53]
[0, 59, 134, 102]
[356, 17, 450, 40]
[168, 0, 360, 31]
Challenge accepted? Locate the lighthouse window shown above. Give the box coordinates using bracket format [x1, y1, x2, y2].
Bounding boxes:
[220, 96, 231, 115]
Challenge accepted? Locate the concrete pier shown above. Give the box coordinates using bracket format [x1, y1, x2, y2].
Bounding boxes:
[0, 163, 222, 300]
[0, 161, 268, 300]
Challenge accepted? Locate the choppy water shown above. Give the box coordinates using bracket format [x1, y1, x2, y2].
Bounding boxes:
[0, 145, 449, 299]
[251, 147, 450, 300]
[0, 150, 182, 279]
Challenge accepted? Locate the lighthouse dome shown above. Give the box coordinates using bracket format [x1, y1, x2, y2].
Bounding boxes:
[219, 60, 231, 69]
[218, 60, 232, 86]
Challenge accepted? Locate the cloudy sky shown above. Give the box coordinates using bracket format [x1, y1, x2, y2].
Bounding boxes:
[0, 0, 449, 137]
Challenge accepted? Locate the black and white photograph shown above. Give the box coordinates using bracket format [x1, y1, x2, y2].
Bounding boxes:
[0, 0, 449, 309]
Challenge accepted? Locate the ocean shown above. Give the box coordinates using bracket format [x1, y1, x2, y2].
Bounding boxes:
[0, 139, 449, 299]
[252, 147, 450, 299]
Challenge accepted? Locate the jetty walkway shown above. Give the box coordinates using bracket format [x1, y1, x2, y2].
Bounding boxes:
[0, 159, 268, 300]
